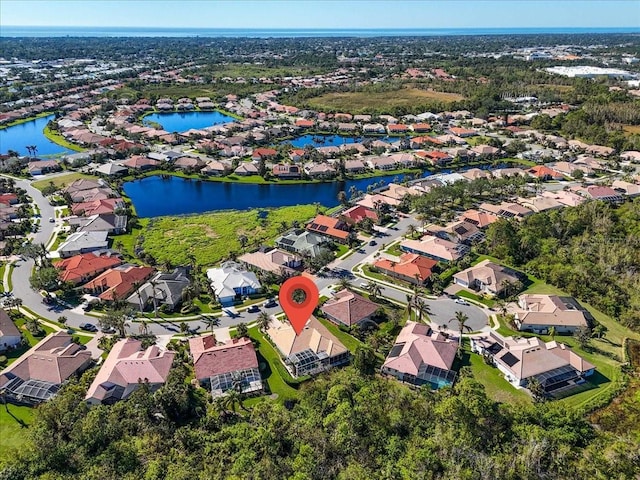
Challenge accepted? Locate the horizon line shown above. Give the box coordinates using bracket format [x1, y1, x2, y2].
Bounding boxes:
[3, 25, 640, 30]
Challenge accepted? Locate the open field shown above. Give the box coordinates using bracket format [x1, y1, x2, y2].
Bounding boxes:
[43, 126, 84, 152]
[108, 82, 274, 102]
[139, 205, 318, 267]
[31, 172, 95, 192]
[210, 63, 329, 79]
[305, 87, 464, 112]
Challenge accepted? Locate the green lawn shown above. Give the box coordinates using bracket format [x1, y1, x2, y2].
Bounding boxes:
[316, 317, 364, 354]
[459, 342, 531, 405]
[457, 290, 496, 308]
[0, 404, 35, 465]
[360, 264, 389, 283]
[111, 219, 149, 259]
[0, 263, 5, 292]
[383, 241, 403, 257]
[7, 264, 14, 291]
[43, 126, 84, 152]
[335, 244, 350, 258]
[139, 205, 318, 267]
[247, 327, 300, 402]
[31, 172, 95, 192]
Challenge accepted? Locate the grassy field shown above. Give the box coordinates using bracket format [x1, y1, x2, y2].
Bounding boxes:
[210, 64, 329, 79]
[43, 126, 84, 152]
[138, 205, 318, 267]
[0, 403, 34, 465]
[31, 172, 96, 192]
[305, 87, 464, 112]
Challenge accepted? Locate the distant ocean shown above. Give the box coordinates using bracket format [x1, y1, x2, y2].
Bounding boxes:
[1, 26, 639, 38]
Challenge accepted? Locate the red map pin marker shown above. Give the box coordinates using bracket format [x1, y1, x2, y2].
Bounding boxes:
[279, 276, 319, 336]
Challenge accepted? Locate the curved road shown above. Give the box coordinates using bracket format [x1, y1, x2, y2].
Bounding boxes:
[8, 174, 489, 336]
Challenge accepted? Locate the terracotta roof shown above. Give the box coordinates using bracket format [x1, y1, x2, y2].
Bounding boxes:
[57, 252, 123, 284]
[307, 214, 349, 240]
[341, 205, 378, 223]
[374, 253, 437, 283]
[189, 336, 259, 381]
[321, 290, 379, 327]
[71, 198, 124, 216]
[82, 265, 156, 301]
[460, 209, 499, 228]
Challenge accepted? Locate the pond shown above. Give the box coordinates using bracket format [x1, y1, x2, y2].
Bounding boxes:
[142, 111, 237, 132]
[123, 172, 430, 217]
[283, 134, 404, 148]
[0, 115, 72, 157]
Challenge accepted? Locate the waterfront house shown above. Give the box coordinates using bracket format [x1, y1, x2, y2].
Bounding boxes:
[71, 198, 125, 217]
[366, 156, 397, 171]
[234, 162, 259, 176]
[189, 335, 262, 397]
[272, 163, 302, 179]
[68, 213, 128, 234]
[382, 322, 458, 389]
[340, 205, 379, 224]
[265, 316, 349, 377]
[85, 338, 174, 405]
[305, 163, 336, 179]
[121, 155, 160, 171]
[344, 159, 366, 173]
[28, 160, 61, 176]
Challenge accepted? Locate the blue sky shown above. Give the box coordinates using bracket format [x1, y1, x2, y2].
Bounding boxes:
[1, 1, 639, 29]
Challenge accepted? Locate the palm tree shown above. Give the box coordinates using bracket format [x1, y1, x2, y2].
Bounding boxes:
[179, 322, 189, 335]
[149, 278, 160, 318]
[238, 234, 248, 251]
[138, 320, 150, 336]
[405, 292, 417, 319]
[548, 326, 556, 341]
[256, 311, 271, 332]
[365, 282, 382, 299]
[337, 277, 352, 291]
[133, 281, 145, 313]
[449, 311, 472, 350]
[414, 298, 431, 323]
[201, 315, 220, 335]
[406, 224, 417, 239]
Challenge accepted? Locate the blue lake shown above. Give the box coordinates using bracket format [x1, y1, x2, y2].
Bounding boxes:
[124, 172, 430, 218]
[0, 115, 72, 157]
[142, 111, 236, 132]
[284, 134, 404, 148]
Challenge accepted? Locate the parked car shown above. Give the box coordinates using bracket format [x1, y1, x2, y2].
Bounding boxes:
[454, 298, 469, 306]
[100, 326, 116, 334]
[48, 217, 55, 223]
[263, 299, 278, 308]
[79, 323, 98, 332]
[247, 305, 260, 313]
[369, 240, 377, 246]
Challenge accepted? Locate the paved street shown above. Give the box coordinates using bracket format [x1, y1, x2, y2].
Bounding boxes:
[6, 174, 487, 337]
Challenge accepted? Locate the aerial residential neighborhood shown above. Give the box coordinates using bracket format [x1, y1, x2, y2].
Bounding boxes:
[0, 1, 639, 477]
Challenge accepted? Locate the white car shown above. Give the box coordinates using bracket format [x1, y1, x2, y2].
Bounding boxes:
[454, 298, 469, 306]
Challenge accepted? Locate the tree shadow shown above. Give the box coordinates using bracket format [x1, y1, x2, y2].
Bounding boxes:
[3, 405, 29, 429]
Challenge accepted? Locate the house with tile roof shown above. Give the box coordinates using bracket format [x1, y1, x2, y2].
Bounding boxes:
[251, 147, 278, 161]
[321, 290, 379, 327]
[266, 316, 350, 377]
[67, 213, 127, 234]
[427, 220, 485, 245]
[272, 163, 302, 179]
[121, 155, 160, 170]
[234, 162, 259, 176]
[306, 214, 350, 243]
[460, 209, 499, 229]
[82, 265, 156, 302]
[382, 322, 458, 389]
[189, 335, 262, 397]
[573, 185, 624, 204]
[71, 198, 125, 217]
[400, 235, 469, 263]
[57, 231, 110, 258]
[373, 253, 437, 285]
[0, 309, 21, 353]
[85, 338, 175, 405]
[0, 331, 92, 405]
[238, 248, 301, 275]
[513, 294, 590, 334]
[478, 202, 533, 220]
[471, 331, 595, 395]
[57, 251, 123, 284]
[340, 205, 378, 225]
[206, 261, 261, 306]
[453, 259, 521, 296]
[527, 165, 565, 181]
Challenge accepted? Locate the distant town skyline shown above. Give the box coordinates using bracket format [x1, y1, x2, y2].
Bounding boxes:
[1, 0, 639, 29]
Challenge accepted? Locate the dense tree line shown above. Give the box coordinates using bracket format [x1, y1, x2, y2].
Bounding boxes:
[484, 199, 640, 328]
[2, 365, 639, 479]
